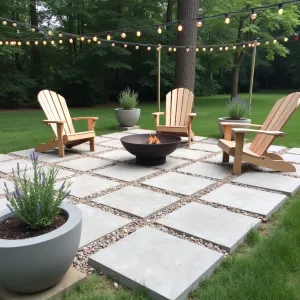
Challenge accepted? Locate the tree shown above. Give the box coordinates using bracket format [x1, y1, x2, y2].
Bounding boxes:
[174, 0, 200, 93]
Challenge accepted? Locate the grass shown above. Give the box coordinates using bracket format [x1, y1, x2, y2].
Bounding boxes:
[0, 91, 300, 153]
[62, 192, 300, 300]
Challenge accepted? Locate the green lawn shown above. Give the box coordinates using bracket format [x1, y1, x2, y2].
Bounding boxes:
[63, 192, 300, 300]
[0, 91, 299, 154]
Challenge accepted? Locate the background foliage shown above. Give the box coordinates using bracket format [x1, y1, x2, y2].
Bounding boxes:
[0, 0, 299, 108]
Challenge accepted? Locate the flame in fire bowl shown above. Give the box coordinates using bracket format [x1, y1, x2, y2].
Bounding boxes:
[120, 134, 181, 166]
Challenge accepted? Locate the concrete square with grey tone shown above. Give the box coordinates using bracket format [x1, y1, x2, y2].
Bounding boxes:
[0, 197, 8, 212]
[189, 143, 221, 152]
[152, 157, 187, 170]
[100, 139, 125, 149]
[77, 204, 130, 248]
[94, 136, 111, 144]
[268, 145, 287, 152]
[101, 132, 133, 139]
[93, 164, 158, 182]
[201, 184, 287, 218]
[170, 148, 209, 160]
[0, 179, 15, 194]
[232, 171, 300, 195]
[0, 159, 31, 174]
[58, 157, 114, 172]
[21, 167, 75, 182]
[127, 129, 156, 134]
[11, 148, 44, 158]
[181, 136, 206, 143]
[55, 174, 120, 198]
[66, 143, 110, 155]
[37, 150, 79, 163]
[0, 154, 15, 162]
[142, 172, 215, 195]
[93, 186, 180, 218]
[96, 149, 135, 162]
[157, 202, 260, 253]
[89, 227, 223, 300]
[287, 148, 300, 155]
[178, 162, 232, 179]
[282, 153, 300, 164]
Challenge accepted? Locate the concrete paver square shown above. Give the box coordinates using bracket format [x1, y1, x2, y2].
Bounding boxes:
[201, 184, 287, 218]
[93, 186, 180, 218]
[153, 157, 187, 170]
[100, 140, 125, 149]
[268, 145, 287, 152]
[287, 148, 300, 155]
[0, 197, 7, 212]
[37, 151, 79, 163]
[55, 174, 120, 198]
[157, 202, 260, 253]
[189, 143, 221, 152]
[77, 203, 130, 248]
[179, 162, 232, 179]
[101, 132, 133, 139]
[0, 155, 14, 163]
[89, 227, 223, 300]
[95, 136, 111, 144]
[58, 157, 113, 171]
[96, 149, 135, 162]
[0, 179, 15, 194]
[232, 171, 300, 195]
[170, 148, 209, 160]
[142, 172, 215, 195]
[282, 153, 300, 164]
[93, 164, 157, 181]
[180, 136, 207, 143]
[0, 159, 31, 174]
[127, 129, 156, 134]
[67, 143, 109, 155]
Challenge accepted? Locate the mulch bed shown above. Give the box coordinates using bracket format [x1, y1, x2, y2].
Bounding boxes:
[0, 215, 67, 240]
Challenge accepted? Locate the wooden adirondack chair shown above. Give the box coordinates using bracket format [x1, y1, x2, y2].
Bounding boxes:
[35, 90, 98, 158]
[152, 88, 196, 146]
[218, 92, 300, 175]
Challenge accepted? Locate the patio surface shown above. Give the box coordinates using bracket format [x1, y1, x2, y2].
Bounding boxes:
[1, 128, 300, 300]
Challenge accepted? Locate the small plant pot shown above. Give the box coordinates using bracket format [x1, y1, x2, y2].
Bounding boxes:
[218, 117, 251, 140]
[115, 108, 140, 127]
[0, 203, 82, 294]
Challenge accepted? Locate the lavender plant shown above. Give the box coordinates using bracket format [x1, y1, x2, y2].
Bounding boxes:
[118, 87, 139, 110]
[4, 152, 71, 229]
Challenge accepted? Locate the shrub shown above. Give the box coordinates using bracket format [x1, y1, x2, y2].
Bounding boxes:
[227, 97, 249, 120]
[4, 152, 71, 229]
[118, 87, 138, 110]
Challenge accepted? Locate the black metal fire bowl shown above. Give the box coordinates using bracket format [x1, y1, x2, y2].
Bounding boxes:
[121, 134, 181, 166]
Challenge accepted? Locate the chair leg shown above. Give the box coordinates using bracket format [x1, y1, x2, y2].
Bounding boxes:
[233, 133, 244, 175]
[57, 124, 65, 158]
[90, 137, 95, 152]
[222, 152, 229, 163]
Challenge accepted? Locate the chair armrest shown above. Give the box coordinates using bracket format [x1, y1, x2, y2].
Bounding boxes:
[152, 112, 165, 116]
[189, 113, 197, 117]
[71, 117, 99, 121]
[220, 122, 262, 128]
[232, 128, 286, 137]
[43, 120, 65, 124]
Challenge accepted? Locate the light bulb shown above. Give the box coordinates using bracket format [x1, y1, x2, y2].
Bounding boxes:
[43, 40, 47, 45]
[197, 18, 202, 28]
[69, 38, 73, 43]
[248, 43, 252, 47]
[58, 33, 63, 38]
[251, 43, 255, 47]
[273, 38, 277, 44]
[256, 41, 261, 46]
[224, 13, 230, 24]
[0, 41, 3, 45]
[106, 32, 111, 40]
[93, 36, 97, 42]
[186, 46, 190, 52]
[124, 43, 128, 48]
[147, 46, 151, 51]
[210, 47, 213, 52]
[168, 47, 172, 52]
[51, 40, 55, 45]
[87, 39, 91, 43]
[97, 40, 101, 44]
[177, 22, 183, 32]
[59, 39, 63, 44]
[17, 41, 21, 46]
[31, 27, 36, 32]
[48, 30, 52, 36]
[157, 25, 162, 34]
[34, 41, 38, 45]
[12, 22, 17, 27]
[196, 47, 199, 52]
[233, 45, 236, 49]
[2, 20, 7, 25]
[251, 8, 257, 20]
[278, 3, 283, 15]
[121, 31, 126, 39]
[135, 44, 140, 50]
[112, 42, 115, 46]
[225, 46, 229, 51]
[5, 41, 9, 45]
[156, 46, 160, 51]
[265, 40, 269, 45]
[173, 47, 176, 52]
[136, 29, 141, 37]
[202, 47, 206, 51]
[10, 41, 14, 46]
[25, 41, 29, 46]
[284, 36, 288, 42]
[219, 46, 223, 51]
[80, 36, 85, 41]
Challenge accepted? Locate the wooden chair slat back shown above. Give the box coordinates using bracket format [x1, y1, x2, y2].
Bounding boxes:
[250, 92, 300, 155]
[165, 88, 194, 126]
[38, 90, 75, 136]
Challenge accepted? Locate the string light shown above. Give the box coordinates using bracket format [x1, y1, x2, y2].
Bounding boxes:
[225, 46, 229, 51]
[157, 25, 162, 34]
[242, 44, 246, 48]
[2, 19, 7, 25]
[10, 41, 14, 46]
[147, 45, 151, 51]
[124, 43, 128, 48]
[34, 41, 38, 45]
[31, 26, 36, 32]
[202, 47, 206, 51]
[248, 43, 252, 47]
[136, 44, 140, 50]
[136, 28, 141, 37]
[224, 13, 230, 24]
[69, 38, 73, 43]
[112, 42, 115, 46]
[156, 46, 160, 51]
[233, 44, 236, 49]
[173, 47, 176, 52]
[121, 31, 126, 38]
[210, 47, 214, 52]
[51, 40, 55, 45]
[219, 46, 223, 51]
[12, 22, 17, 27]
[273, 38, 277, 44]
[197, 18, 203, 28]
[58, 32, 63, 38]
[59, 39, 63, 44]
[87, 39, 91, 43]
[43, 40, 47, 45]
[196, 47, 199, 52]
[278, 3, 284, 15]
[168, 46, 172, 52]
[5, 41, 9, 45]
[284, 36, 289, 42]
[0, 41, 3, 45]
[186, 46, 190, 52]
[266, 40, 270, 45]
[97, 40, 101, 44]
[48, 30, 52, 36]
[80, 36, 85, 41]
[251, 8, 257, 20]
[177, 22, 183, 32]
[256, 41, 261, 46]
[17, 41, 21, 46]
[93, 36, 97, 42]
[106, 32, 111, 40]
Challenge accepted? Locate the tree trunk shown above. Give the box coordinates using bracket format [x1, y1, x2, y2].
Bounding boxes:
[174, 0, 200, 93]
[166, 0, 174, 23]
[29, 0, 42, 78]
[231, 52, 245, 99]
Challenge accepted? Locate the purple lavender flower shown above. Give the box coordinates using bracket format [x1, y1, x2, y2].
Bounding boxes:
[30, 151, 39, 162]
[5, 194, 10, 202]
[4, 181, 7, 189]
[6, 203, 13, 212]
[36, 204, 40, 216]
[13, 191, 17, 198]
[39, 171, 42, 182]
[17, 163, 20, 176]
[15, 188, 23, 199]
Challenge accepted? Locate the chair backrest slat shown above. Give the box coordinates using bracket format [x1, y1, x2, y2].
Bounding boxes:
[250, 92, 300, 155]
[38, 90, 75, 137]
[165, 88, 194, 126]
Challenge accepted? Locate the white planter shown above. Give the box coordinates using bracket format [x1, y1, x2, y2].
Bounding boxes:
[0, 203, 82, 294]
[218, 117, 251, 140]
[115, 108, 140, 127]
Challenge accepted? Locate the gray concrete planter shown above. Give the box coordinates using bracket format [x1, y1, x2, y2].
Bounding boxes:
[0, 203, 82, 294]
[115, 108, 140, 127]
[218, 117, 251, 140]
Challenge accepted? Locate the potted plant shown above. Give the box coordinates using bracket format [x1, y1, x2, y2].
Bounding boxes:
[0, 152, 82, 294]
[115, 87, 140, 127]
[218, 97, 251, 140]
